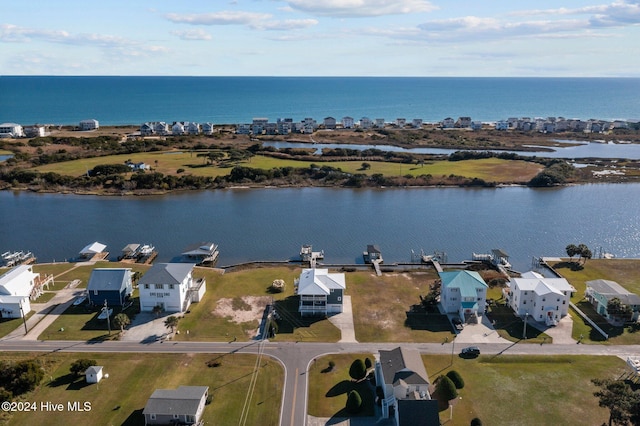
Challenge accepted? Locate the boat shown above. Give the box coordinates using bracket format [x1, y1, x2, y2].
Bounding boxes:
[138, 244, 155, 256]
[181, 242, 219, 266]
[97, 308, 113, 320]
[73, 296, 86, 306]
[1, 250, 36, 267]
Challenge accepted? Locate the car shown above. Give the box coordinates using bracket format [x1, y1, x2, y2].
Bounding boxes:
[452, 317, 463, 330]
[460, 346, 480, 357]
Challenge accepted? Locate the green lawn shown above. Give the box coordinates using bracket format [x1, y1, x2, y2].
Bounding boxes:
[34, 292, 57, 303]
[486, 303, 552, 343]
[549, 259, 640, 344]
[52, 262, 150, 290]
[0, 313, 33, 338]
[31, 150, 542, 182]
[421, 354, 627, 426]
[2, 352, 283, 426]
[307, 353, 375, 418]
[175, 266, 340, 342]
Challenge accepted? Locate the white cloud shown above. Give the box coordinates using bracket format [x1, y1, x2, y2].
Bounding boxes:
[284, 0, 437, 17]
[165, 10, 317, 31]
[170, 29, 213, 40]
[508, 1, 640, 28]
[0, 23, 133, 47]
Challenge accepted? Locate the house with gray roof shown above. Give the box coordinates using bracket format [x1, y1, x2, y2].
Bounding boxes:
[375, 347, 432, 421]
[138, 263, 205, 313]
[143, 385, 209, 425]
[295, 268, 345, 316]
[586, 279, 640, 324]
[87, 268, 132, 307]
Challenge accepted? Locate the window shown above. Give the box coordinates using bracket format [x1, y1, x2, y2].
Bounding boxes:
[169, 284, 174, 290]
[93, 290, 98, 295]
[150, 292, 156, 296]
[563, 300, 566, 305]
[337, 297, 342, 302]
[155, 284, 163, 289]
[542, 298, 546, 302]
[150, 414, 156, 420]
[523, 300, 527, 304]
[164, 292, 170, 296]
[144, 284, 149, 289]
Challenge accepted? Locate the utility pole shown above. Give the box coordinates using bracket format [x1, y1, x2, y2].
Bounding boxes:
[19, 300, 28, 334]
[104, 300, 111, 336]
[523, 312, 528, 339]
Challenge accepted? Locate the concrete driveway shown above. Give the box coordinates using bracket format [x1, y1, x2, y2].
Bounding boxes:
[453, 314, 511, 345]
[120, 312, 175, 343]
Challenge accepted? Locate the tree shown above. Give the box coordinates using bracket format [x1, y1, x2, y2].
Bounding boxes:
[348, 359, 367, 381]
[364, 357, 372, 370]
[578, 243, 592, 264]
[346, 390, 363, 413]
[592, 378, 640, 426]
[113, 313, 130, 333]
[606, 298, 632, 321]
[70, 358, 97, 377]
[566, 244, 580, 261]
[164, 315, 179, 334]
[360, 162, 371, 170]
[436, 375, 458, 402]
[446, 370, 465, 389]
[470, 418, 483, 426]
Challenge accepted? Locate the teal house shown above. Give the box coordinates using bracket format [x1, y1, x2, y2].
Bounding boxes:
[439, 270, 488, 322]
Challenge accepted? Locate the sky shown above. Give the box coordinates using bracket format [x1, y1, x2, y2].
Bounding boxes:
[1, 0, 639, 77]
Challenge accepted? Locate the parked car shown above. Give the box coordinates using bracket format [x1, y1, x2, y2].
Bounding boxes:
[452, 317, 463, 331]
[460, 346, 480, 357]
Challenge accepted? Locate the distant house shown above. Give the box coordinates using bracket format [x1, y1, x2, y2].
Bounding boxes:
[411, 118, 423, 129]
[0, 123, 25, 138]
[585, 280, 640, 325]
[138, 263, 205, 313]
[470, 121, 483, 131]
[172, 122, 186, 136]
[359, 117, 373, 129]
[277, 118, 294, 134]
[455, 117, 472, 128]
[187, 122, 200, 135]
[441, 117, 455, 129]
[87, 268, 133, 307]
[236, 123, 251, 135]
[201, 122, 215, 135]
[301, 117, 317, 134]
[251, 118, 268, 135]
[24, 125, 46, 137]
[323, 117, 337, 130]
[374, 118, 385, 128]
[0, 265, 43, 318]
[495, 120, 509, 131]
[127, 161, 150, 171]
[342, 116, 355, 129]
[86, 366, 103, 383]
[439, 270, 488, 322]
[79, 119, 99, 131]
[140, 122, 155, 136]
[143, 385, 209, 426]
[374, 347, 436, 424]
[506, 271, 575, 326]
[154, 122, 170, 136]
[395, 118, 406, 128]
[295, 268, 345, 316]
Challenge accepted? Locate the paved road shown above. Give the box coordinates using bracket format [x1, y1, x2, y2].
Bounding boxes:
[0, 339, 639, 426]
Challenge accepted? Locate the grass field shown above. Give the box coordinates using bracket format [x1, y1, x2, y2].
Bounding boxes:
[31, 151, 542, 182]
[175, 266, 341, 342]
[2, 351, 283, 426]
[307, 353, 625, 425]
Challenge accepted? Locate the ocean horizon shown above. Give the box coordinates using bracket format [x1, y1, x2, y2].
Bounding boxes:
[2, 76, 639, 126]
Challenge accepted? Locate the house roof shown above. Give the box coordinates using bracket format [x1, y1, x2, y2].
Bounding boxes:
[440, 270, 488, 299]
[122, 243, 140, 254]
[518, 271, 575, 294]
[379, 347, 429, 388]
[587, 280, 640, 305]
[367, 245, 381, 254]
[87, 269, 131, 292]
[181, 242, 216, 257]
[297, 268, 345, 296]
[86, 366, 103, 375]
[143, 386, 208, 417]
[397, 399, 440, 426]
[0, 265, 37, 296]
[139, 263, 194, 286]
[80, 241, 106, 255]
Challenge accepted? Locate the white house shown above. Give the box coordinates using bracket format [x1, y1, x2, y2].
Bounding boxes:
[0, 265, 42, 318]
[140, 122, 155, 136]
[154, 122, 170, 135]
[295, 268, 345, 316]
[138, 263, 206, 313]
[323, 117, 337, 130]
[0, 123, 25, 138]
[79, 119, 99, 131]
[202, 122, 215, 135]
[441, 117, 455, 129]
[395, 118, 406, 128]
[172, 122, 186, 136]
[24, 125, 46, 137]
[187, 122, 200, 135]
[456, 116, 472, 128]
[411, 119, 423, 128]
[374, 118, 385, 128]
[506, 271, 575, 326]
[439, 270, 488, 322]
[375, 347, 436, 423]
[359, 117, 373, 129]
[495, 120, 509, 130]
[85, 366, 104, 383]
[341, 116, 354, 129]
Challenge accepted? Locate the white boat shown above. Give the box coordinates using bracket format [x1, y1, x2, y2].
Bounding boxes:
[73, 296, 86, 306]
[98, 308, 113, 320]
[139, 244, 155, 256]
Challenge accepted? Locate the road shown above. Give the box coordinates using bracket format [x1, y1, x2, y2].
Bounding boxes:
[0, 339, 638, 426]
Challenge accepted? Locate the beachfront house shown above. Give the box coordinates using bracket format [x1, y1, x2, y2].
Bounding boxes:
[202, 122, 215, 135]
[455, 117, 472, 128]
[375, 347, 438, 425]
[585, 280, 640, 325]
[505, 271, 575, 326]
[471, 121, 483, 131]
[441, 117, 455, 129]
[172, 122, 186, 136]
[24, 125, 46, 137]
[154, 122, 170, 135]
[0, 123, 25, 138]
[439, 270, 488, 322]
[140, 122, 154, 136]
[138, 263, 206, 313]
[79, 119, 99, 131]
[302, 117, 317, 133]
[277, 118, 294, 134]
[0, 265, 45, 318]
[495, 120, 509, 130]
[323, 117, 337, 130]
[143, 386, 209, 426]
[187, 122, 200, 135]
[295, 268, 345, 316]
[374, 118, 385, 128]
[342, 116, 355, 129]
[87, 268, 133, 307]
[411, 119, 423, 129]
[359, 117, 373, 129]
[395, 118, 406, 128]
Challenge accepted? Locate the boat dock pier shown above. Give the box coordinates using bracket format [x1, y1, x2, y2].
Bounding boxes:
[300, 245, 324, 268]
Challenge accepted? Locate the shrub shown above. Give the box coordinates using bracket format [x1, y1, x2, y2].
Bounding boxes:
[349, 359, 367, 381]
[364, 357, 372, 369]
[470, 418, 483, 426]
[446, 370, 465, 389]
[70, 358, 97, 376]
[346, 390, 363, 413]
[436, 375, 458, 401]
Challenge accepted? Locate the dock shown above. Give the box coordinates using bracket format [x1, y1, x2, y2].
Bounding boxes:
[119, 243, 158, 264]
[372, 259, 382, 276]
[180, 242, 220, 267]
[300, 245, 324, 268]
[2, 250, 36, 267]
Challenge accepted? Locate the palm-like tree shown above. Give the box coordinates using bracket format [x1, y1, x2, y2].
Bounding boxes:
[113, 313, 130, 333]
[164, 315, 179, 334]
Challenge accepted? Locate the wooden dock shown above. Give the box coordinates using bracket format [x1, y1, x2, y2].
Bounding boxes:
[372, 259, 382, 276]
[430, 259, 443, 273]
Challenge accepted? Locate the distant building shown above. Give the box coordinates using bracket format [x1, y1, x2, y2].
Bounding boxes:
[455, 117, 472, 128]
[295, 268, 345, 316]
[342, 116, 355, 129]
[495, 120, 509, 130]
[441, 117, 455, 129]
[586, 279, 640, 325]
[374, 118, 385, 128]
[439, 270, 488, 322]
[323, 117, 337, 130]
[411, 118, 423, 129]
[395, 118, 406, 128]
[24, 125, 46, 137]
[0, 123, 25, 138]
[138, 263, 205, 313]
[143, 386, 209, 426]
[187, 122, 200, 135]
[202, 122, 215, 135]
[79, 119, 99, 131]
[359, 117, 373, 129]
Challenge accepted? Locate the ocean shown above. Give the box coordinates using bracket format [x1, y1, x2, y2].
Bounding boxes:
[1, 76, 639, 126]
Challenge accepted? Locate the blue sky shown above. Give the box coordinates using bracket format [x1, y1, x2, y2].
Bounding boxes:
[1, 0, 639, 76]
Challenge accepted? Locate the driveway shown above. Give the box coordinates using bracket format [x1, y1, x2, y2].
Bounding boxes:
[453, 314, 511, 344]
[120, 312, 174, 343]
[328, 296, 357, 343]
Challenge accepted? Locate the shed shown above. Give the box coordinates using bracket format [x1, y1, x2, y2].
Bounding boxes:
[86, 366, 103, 383]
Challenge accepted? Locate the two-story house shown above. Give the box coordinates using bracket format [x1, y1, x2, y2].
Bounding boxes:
[138, 263, 206, 313]
[295, 268, 345, 316]
[439, 270, 488, 322]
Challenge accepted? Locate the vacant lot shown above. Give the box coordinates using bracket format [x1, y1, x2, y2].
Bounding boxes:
[2, 351, 283, 426]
